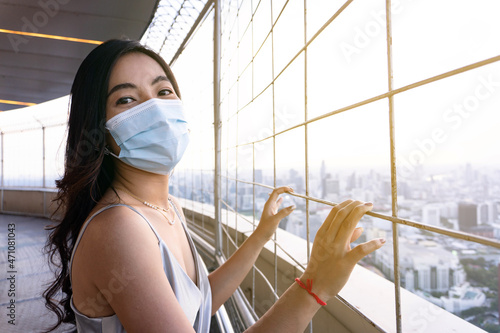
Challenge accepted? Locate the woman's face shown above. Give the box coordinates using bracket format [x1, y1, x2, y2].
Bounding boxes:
[105, 52, 179, 154]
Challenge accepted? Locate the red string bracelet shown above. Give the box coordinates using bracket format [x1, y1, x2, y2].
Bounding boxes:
[295, 278, 327, 306]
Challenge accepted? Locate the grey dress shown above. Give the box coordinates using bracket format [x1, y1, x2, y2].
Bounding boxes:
[69, 203, 212, 332]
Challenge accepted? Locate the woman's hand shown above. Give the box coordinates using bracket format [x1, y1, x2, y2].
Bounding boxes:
[254, 186, 295, 242]
[300, 200, 385, 303]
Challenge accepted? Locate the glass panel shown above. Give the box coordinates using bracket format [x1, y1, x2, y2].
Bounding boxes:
[307, 99, 390, 208]
[392, 0, 500, 88]
[238, 0, 252, 42]
[306, 0, 387, 120]
[239, 27, 253, 75]
[395, 62, 500, 237]
[275, 126, 306, 193]
[274, 52, 305, 131]
[238, 66, 253, 109]
[237, 181, 254, 215]
[4, 130, 43, 187]
[253, 36, 273, 97]
[306, 0, 345, 40]
[228, 86, 239, 118]
[237, 144, 253, 183]
[227, 146, 237, 180]
[273, 0, 304, 76]
[254, 137, 275, 187]
[238, 86, 273, 146]
[227, 112, 238, 150]
[252, 0, 271, 56]
[271, 0, 287, 24]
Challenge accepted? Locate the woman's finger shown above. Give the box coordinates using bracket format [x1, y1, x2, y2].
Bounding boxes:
[348, 238, 386, 262]
[326, 200, 364, 242]
[275, 205, 296, 220]
[349, 227, 363, 244]
[264, 186, 293, 210]
[334, 202, 373, 245]
[316, 199, 354, 238]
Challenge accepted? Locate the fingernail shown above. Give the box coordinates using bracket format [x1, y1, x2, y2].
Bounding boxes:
[289, 187, 294, 192]
[365, 202, 373, 207]
[379, 238, 386, 244]
[290, 205, 296, 210]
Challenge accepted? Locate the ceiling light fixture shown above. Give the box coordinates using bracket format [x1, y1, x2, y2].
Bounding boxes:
[0, 28, 102, 45]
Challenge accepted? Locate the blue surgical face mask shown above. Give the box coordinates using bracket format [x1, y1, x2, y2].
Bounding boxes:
[105, 98, 189, 175]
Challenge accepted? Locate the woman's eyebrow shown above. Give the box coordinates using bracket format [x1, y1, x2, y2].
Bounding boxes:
[152, 75, 170, 85]
[107, 82, 136, 97]
[107, 76, 170, 98]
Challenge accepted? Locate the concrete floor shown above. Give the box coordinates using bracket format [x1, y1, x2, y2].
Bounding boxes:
[0, 213, 74, 333]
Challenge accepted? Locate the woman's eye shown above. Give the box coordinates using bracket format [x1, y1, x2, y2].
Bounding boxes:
[158, 89, 173, 97]
[116, 97, 134, 105]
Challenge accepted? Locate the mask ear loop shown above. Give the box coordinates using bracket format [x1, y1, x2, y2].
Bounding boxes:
[103, 146, 119, 159]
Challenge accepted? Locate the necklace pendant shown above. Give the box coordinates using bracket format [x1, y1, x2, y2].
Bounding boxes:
[159, 209, 175, 225]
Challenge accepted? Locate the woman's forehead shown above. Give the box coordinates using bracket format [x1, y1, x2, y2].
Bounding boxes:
[109, 52, 167, 86]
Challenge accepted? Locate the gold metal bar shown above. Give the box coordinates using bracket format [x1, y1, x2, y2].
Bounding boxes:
[233, 53, 500, 149]
[270, 0, 279, 298]
[385, 1, 402, 331]
[219, 177, 500, 249]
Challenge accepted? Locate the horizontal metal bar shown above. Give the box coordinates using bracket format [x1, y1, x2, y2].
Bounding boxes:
[233, 53, 500, 148]
[0, 122, 66, 134]
[220, 175, 500, 249]
[0, 186, 58, 192]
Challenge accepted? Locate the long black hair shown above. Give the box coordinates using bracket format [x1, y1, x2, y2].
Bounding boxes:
[43, 39, 180, 331]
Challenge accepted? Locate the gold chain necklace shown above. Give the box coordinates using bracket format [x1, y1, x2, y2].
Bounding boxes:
[116, 187, 175, 225]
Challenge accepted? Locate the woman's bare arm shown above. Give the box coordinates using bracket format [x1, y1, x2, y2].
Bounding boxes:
[205, 187, 295, 314]
[245, 200, 385, 332]
[75, 206, 196, 332]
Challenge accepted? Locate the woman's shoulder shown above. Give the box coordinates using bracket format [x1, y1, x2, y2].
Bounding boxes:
[91, 202, 150, 230]
[77, 203, 159, 259]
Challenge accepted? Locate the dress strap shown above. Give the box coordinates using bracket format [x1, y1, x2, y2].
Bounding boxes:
[69, 203, 162, 280]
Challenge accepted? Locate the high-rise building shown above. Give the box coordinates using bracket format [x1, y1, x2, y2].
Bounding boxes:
[458, 202, 478, 231]
[423, 204, 441, 226]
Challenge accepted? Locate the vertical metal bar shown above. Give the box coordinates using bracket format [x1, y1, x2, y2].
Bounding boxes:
[385, 1, 402, 332]
[252, 142, 256, 310]
[1, 131, 4, 212]
[214, 0, 223, 257]
[201, 145, 205, 231]
[42, 127, 46, 188]
[303, 0, 310, 268]
[235, 132, 239, 248]
[269, 0, 278, 298]
[42, 126, 46, 216]
[304, 0, 312, 331]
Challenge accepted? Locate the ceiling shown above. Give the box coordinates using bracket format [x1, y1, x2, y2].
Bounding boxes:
[0, 0, 159, 112]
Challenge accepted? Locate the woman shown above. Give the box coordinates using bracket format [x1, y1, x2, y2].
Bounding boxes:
[44, 39, 385, 332]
